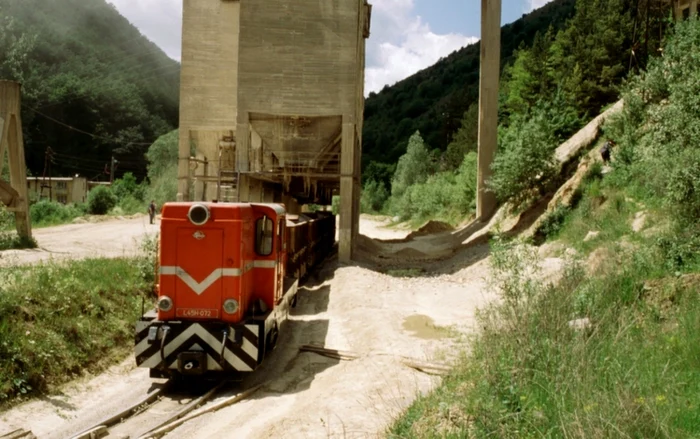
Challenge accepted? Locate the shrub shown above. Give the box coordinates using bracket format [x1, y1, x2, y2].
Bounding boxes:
[389, 152, 478, 224]
[87, 185, 117, 215]
[144, 130, 180, 206]
[145, 129, 179, 181]
[602, 17, 700, 224]
[0, 232, 37, 250]
[535, 203, 571, 240]
[361, 179, 389, 213]
[331, 195, 340, 215]
[111, 172, 146, 202]
[29, 200, 83, 225]
[487, 102, 560, 206]
[0, 205, 13, 231]
[114, 195, 144, 216]
[145, 164, 177, 207]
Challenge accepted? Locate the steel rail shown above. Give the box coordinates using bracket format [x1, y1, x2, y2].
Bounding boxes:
[68, 381, 172, 439]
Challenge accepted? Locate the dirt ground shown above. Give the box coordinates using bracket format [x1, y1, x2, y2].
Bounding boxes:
[0, 214, 514, 439]
[0, 215, 158, 266]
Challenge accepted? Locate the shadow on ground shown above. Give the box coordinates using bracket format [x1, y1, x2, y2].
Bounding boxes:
[224, 253, 341, 400]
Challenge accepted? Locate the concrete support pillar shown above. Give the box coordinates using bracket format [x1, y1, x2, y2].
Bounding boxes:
[177, 131, 190, 201]
[236, 121, 250, 173]
[238, 174, 250, 202]
[0, 80, 32, 238]
[476, 0, 502, 221]
[248, 178, 263, 202]
[339, 120, 357, 262]
[352, 131, 361, 241]
[251, 128, 263, 173]
[262, 183, 275, 202]
[692, 0, 698, 15]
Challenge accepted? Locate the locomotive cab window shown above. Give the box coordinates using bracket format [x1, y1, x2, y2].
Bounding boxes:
[255, 215, 274, 256]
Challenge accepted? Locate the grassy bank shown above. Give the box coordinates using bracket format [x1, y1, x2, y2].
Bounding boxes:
[389, 18, 700, 438]
[390, 189, 700, 438]
[0, 249, 156, 405]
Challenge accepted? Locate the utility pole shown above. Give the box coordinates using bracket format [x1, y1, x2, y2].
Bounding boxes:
[476, 0, 502, 221]
[110, 156, 118, 184]
[41, 146, 54, 201]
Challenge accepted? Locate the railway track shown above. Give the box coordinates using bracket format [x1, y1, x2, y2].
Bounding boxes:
[64, 380, 262, 439]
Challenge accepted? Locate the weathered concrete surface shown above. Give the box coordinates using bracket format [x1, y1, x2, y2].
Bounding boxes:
[0, 80, 32, 238]
[476, 0, 502, 221]
[0, 179, 18, 207]
[177, 0, 370, 261]
[554, 99, 624, 166]
[672, 0, 698, 18]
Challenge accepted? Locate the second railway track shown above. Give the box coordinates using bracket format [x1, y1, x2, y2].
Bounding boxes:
[67, 379, 260, 439]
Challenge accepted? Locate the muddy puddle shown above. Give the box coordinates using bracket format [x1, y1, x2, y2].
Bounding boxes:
[402, 314, 446, 340]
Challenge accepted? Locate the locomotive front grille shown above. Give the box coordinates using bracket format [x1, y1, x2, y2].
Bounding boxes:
[135, 319, 262, 373]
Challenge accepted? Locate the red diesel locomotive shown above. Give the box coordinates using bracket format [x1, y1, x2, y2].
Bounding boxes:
[134, 202, 335, 378]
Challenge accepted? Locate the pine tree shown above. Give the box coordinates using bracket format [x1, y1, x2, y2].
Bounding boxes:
[549, 0, 634, 117]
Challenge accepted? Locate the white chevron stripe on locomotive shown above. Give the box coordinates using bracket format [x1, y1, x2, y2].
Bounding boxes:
[138, 323, 258, 371]
[160, 265, 247, 295]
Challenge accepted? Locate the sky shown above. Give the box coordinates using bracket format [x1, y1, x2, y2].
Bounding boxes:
[107, 0, 554, 94]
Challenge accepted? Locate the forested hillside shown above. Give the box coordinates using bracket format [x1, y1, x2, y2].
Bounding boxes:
[0, 0, 179, 181]
[392, 16, 700, 437]
[363, 0, 672, 226]
[361, 0, 577, 183]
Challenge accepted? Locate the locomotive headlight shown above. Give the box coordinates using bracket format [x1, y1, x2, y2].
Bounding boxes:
[223, 299, 239, 314]
[157, 295, 173, 312]
[188, 203, 210, 226]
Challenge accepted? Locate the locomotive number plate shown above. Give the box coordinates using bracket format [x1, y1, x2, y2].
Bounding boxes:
[176, 308, 219, 319]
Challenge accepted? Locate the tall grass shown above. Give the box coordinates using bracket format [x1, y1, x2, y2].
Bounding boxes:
[390, 235, 700, 438]
[0, 206, 38, 250]
[0, 245, 156, 405]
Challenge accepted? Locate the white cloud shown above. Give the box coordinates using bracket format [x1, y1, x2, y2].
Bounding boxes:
[365, 0, 477, 94]
[107, 0, 477, 95]
[528, 0, 554, 12]
[107, 0, 182, 60]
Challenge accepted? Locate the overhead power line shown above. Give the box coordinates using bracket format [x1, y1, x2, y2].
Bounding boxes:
[24, 105, 158, 147]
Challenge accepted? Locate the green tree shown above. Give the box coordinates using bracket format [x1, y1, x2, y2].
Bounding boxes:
[549, 0, 633, 117]
[605, 16, 700, 224]
[444, 104, 479, 170]
[111, 172, 146, 202]
[0, 0, 180, 180]
[487, 103, 560, 206]
[0, 13, 38, 84]
[391, 131, 436, 198]
[361, 179, 389, 213]
[144, 130, 182, 206]
[502, 28, 557, 118]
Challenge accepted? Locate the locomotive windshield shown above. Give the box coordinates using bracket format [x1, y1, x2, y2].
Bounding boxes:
[255, 215, 273, 255]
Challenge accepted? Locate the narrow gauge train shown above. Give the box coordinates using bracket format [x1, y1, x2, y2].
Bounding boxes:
[134, 202, 335, 379]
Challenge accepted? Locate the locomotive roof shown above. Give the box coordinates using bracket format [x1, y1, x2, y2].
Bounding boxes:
[250, 203, 286, 215]
[162, 201, 287, 216]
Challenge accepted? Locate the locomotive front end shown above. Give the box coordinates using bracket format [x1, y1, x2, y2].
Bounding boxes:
[134, 202, 262, 378]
